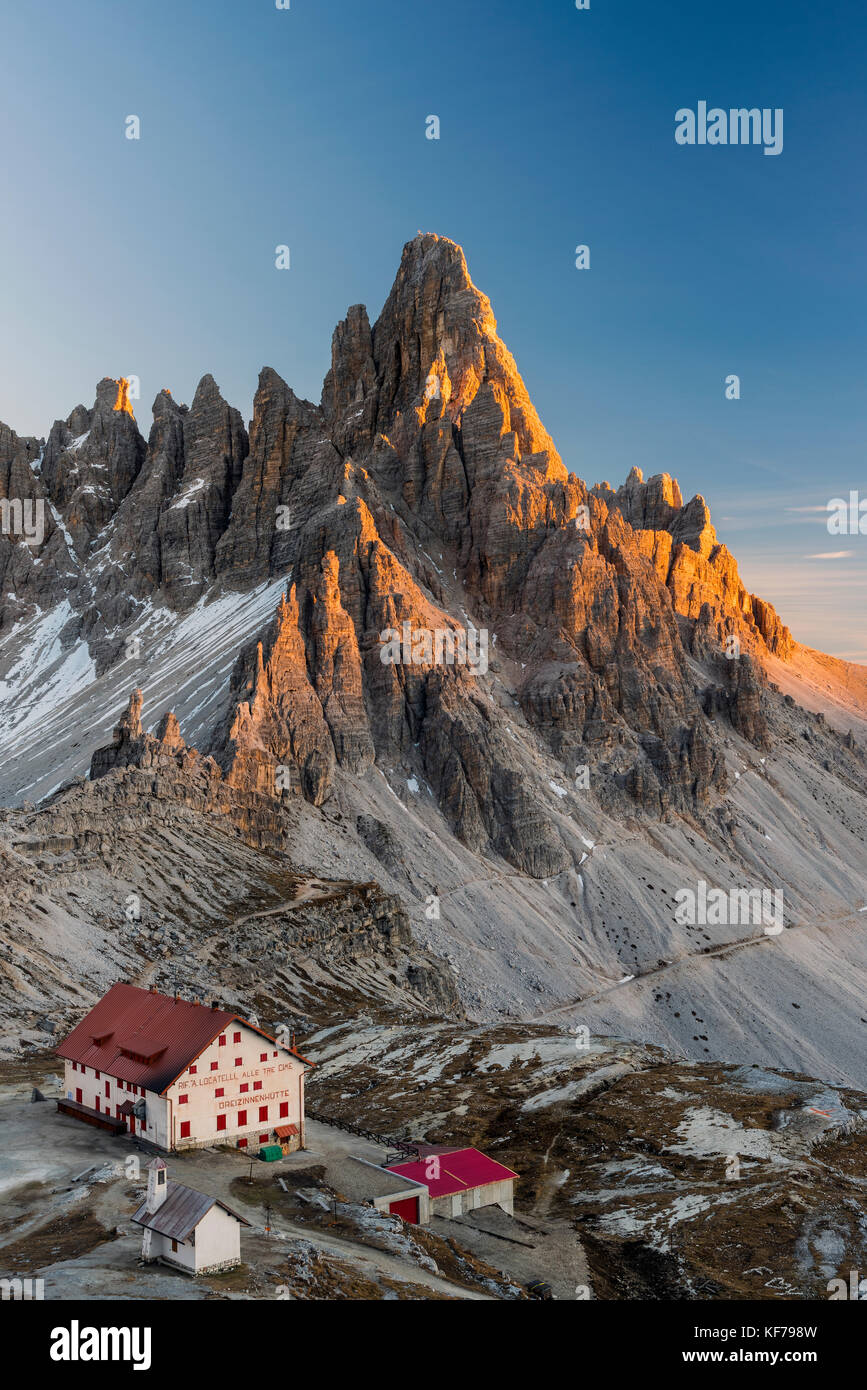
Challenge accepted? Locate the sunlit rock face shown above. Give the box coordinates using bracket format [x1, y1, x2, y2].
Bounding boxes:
[0, 235, 813, 869]
[113, 377, 136, 418]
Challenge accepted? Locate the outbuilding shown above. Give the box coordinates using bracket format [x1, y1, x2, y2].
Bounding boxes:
[385, 1145, 518, 1219]
[132, 1158, 249, 1276]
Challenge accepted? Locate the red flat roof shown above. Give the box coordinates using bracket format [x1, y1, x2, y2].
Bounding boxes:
[57, 982, 312, 1094]
[386, 1147, 518, 1198]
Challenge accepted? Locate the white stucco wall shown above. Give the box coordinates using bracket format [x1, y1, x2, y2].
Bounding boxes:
[192, 1204, 242, 1272]
[147, 1230, 196, 1273]
[168, 1022, 306, 1152]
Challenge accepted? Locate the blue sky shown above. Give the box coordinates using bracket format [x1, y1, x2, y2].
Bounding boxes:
[1, 0, 864, 657]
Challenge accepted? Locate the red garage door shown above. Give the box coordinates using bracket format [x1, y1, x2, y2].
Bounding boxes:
[389, 1196, 420, 1224]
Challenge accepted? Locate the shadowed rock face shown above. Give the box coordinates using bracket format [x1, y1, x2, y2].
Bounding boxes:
[0, 234, 827, 876]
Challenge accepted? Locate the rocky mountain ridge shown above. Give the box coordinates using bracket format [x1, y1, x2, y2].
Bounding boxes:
[1, 233, 866, 1084]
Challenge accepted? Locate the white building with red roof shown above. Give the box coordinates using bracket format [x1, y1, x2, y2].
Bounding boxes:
[385, 1145, 518, 1222]
[56, 982, 312, 1154]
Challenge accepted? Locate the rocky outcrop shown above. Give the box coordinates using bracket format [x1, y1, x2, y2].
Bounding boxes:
[39, 378, 146, 557]
[0, 421, 78, 633]
[1, 236, 810, 869]
[604, 468, 794, 661]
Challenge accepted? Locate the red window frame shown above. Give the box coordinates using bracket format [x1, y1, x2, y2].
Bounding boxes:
[215, 1087, 224, 1098]
[234, 1057, 242, 1067]
[189, 1065, 197, 1075]
[210, 1061, 218, 1071]
[258, 1105, 268, 1122]
[279, 1102, 289, 1118]
[260, 1053, 268, 1062]
[216, 1115, 226, 1132]
[238, 1110, 247, 1127]
[218, 1035, 226, 1047]
[233, 1031, 241, 1044]
[178, 1094, 188, 1105]
[240, 1083, 249, 1093]
[253, 1081, 262, 1092]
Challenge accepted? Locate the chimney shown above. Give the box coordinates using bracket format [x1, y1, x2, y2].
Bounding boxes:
[145, 1157, 168, 1214]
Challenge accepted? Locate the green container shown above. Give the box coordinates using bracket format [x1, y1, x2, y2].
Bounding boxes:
[258, 1144, 283, 1162]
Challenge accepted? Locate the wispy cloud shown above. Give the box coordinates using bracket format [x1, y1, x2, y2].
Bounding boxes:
[805, 550, 854, 559]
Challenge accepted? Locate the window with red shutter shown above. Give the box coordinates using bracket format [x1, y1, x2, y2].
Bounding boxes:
[218, 1035, 226, 1046]
[259, 1105, 268, 1122]
[189, 1065, 197, 1075]
[240, 1083, 249, 1093]
[178, 1094, 188, 1105]
[234, 1057, 242, 1066]
[215, 1088, 224, 1098]
[180, 1121, 191, 1139]
[210, 1061, 218, 1071]
[217, 1115, 226, 1131]
[253, 1081, 262, 1091]
[238, 1138, 247, 1148]
[238, 1110, 247, 1127]
[233, 1031, 241, 1044]
[279, 1102, 289, 1118]
[260, 1053, 267, 1062]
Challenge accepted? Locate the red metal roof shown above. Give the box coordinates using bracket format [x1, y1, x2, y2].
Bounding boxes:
[274, 1124, 298, 1138]
[385, 1147, 518, 1198]
[56, 982, 311, 1095]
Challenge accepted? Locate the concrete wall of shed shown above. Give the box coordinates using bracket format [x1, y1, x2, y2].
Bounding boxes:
[431, 1178, 514, 1218]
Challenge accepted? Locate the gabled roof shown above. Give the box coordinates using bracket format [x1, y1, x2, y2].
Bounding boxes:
[385, 1147, 518, 1198]
[56, 982, 312, 1095]
[131, 1183, 250, 1241]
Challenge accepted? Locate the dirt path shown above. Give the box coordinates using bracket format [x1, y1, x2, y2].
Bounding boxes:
[529, 907, 867, 1023]
[430, 1208, 589, 1300]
